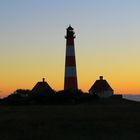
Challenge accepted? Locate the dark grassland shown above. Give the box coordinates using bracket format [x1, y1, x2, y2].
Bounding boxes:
[0, 99, 140, 140]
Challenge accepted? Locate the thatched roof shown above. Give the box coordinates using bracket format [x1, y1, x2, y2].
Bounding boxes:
[32, 78, 55, 95]
[89, 76, 113, 93]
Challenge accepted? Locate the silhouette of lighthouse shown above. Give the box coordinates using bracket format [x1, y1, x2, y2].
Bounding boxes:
[64, 25, 78, 90]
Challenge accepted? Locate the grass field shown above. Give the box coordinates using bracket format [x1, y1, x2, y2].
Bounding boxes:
[0, 99, 140, 140]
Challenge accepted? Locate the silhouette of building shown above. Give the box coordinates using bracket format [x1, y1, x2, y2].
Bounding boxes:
[89, 76, 114, 98]
[31, 78, 55, 96]
[64, 25, 78, 90]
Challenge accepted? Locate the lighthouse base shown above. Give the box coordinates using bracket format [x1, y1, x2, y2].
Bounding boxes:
[64, 77, 78, 90]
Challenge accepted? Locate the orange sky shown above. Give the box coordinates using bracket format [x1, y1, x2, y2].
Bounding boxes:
[0, 0, 140, 97]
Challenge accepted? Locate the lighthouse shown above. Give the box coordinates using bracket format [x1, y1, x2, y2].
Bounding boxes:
[64, 25, 78, 90]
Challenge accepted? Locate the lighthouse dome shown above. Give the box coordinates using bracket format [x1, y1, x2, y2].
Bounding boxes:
[67, 25, 74, 30]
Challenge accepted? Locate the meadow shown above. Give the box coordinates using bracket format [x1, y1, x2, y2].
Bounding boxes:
[0, 99, 140, 140]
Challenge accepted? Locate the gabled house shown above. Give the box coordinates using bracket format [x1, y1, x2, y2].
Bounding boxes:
[89, 76, 114, 98]
[31, 78, 55, 96]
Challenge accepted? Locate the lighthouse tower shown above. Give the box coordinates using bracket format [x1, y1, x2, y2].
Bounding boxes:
[64, 25, 78, 90]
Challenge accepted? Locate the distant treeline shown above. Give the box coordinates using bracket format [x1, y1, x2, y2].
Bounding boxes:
[0, 89, 123, 105]
[0, 89, 99, 105]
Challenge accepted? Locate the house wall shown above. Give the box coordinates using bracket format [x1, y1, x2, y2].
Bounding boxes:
[89, 90, 113, 98]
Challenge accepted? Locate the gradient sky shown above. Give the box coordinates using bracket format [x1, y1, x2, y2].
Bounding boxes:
[0, 0, 140, 97]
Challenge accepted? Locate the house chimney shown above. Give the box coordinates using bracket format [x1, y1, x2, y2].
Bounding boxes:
[42, 78, 45, 82]
[100, 76, 103, 80]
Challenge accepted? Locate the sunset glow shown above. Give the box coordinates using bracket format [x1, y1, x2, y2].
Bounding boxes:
[0, 0, 140, 97]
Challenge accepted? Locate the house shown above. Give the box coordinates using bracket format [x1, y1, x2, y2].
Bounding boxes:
[89, 76, 114, 98]
[31, 78, 55, 96]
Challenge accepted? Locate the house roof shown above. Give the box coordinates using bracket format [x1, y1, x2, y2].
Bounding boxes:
[89, 76, 113, 92]
[32, 78, 54, 95]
